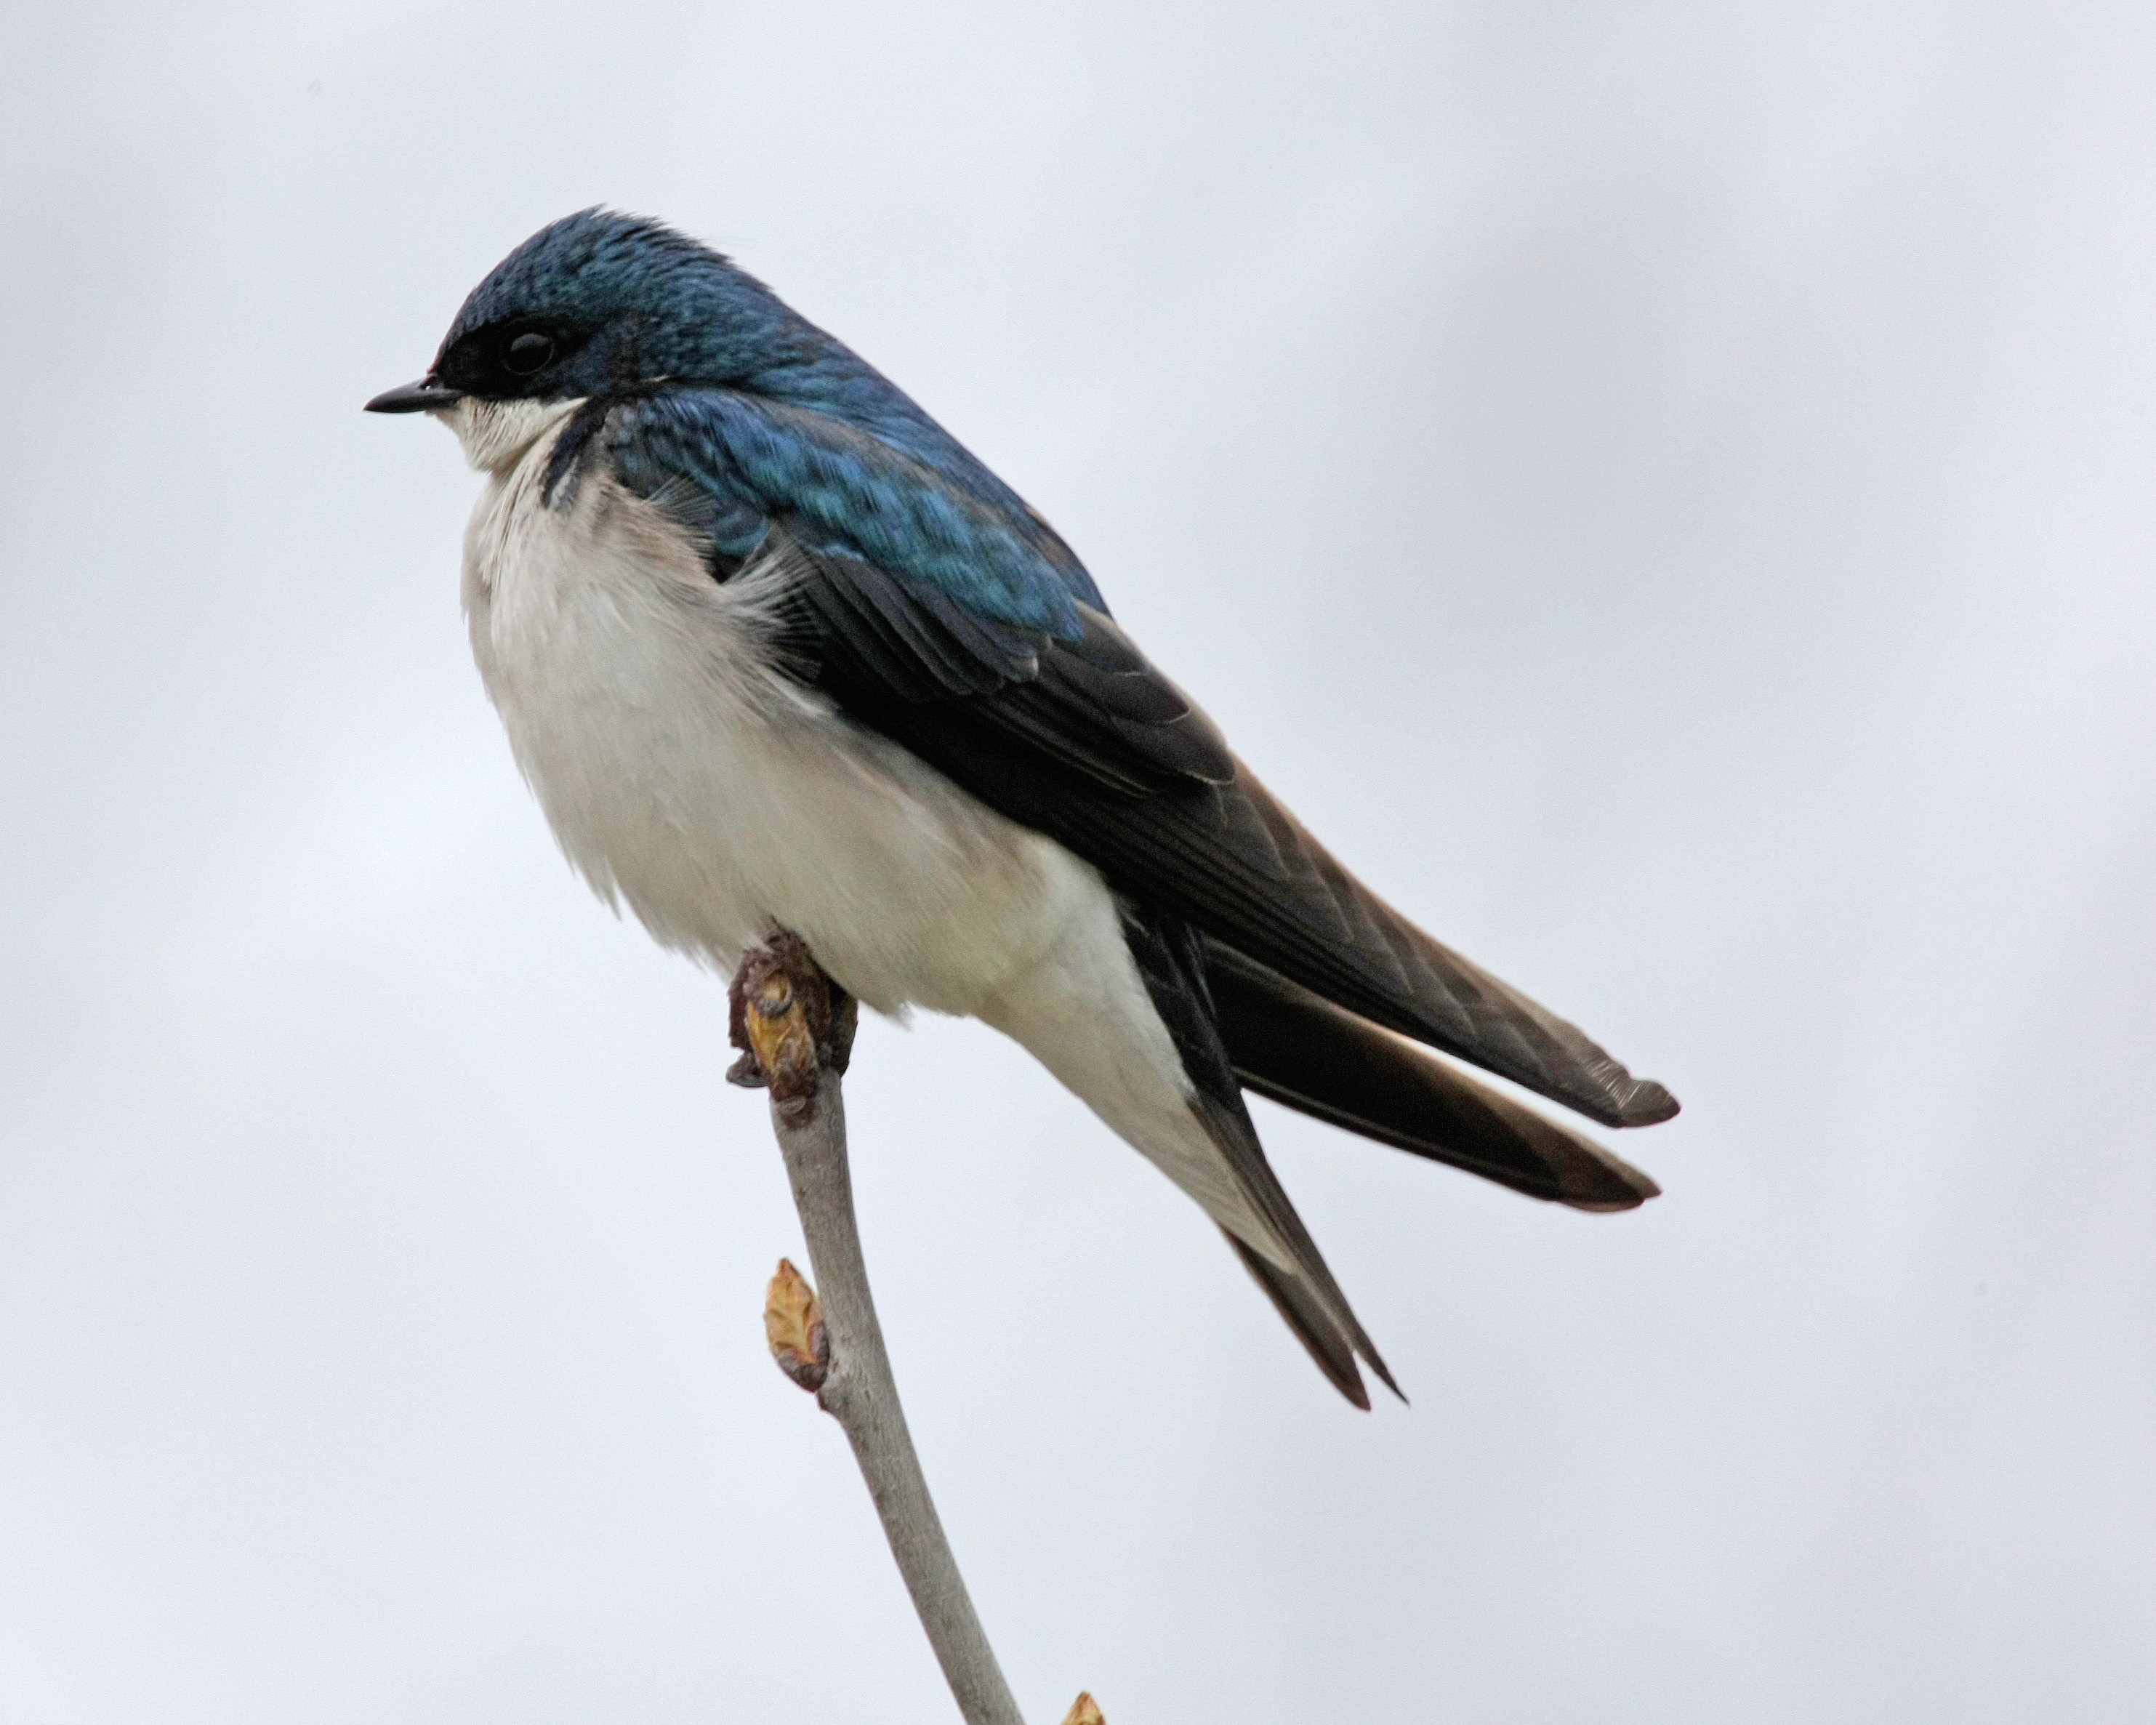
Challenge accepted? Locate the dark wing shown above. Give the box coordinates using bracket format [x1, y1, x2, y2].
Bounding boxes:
[769, 529, 1677, 1131]
[1204, 941, 1661, 1211]
[597, 385, 1678, 1131]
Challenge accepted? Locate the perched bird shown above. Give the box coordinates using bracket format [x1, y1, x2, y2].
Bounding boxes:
[368, 209, 1677, 1407]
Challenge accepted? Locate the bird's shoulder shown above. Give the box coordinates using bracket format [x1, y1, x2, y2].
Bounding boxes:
[561, 382, 1100, 642]
[523, 380, 1232, 792]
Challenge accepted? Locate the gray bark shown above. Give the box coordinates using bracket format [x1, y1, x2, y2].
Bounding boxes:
[733, 934, 1027, 1725]
[768, 1071, 1026, 1725]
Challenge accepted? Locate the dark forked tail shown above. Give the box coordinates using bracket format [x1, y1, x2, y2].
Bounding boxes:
[1115, 911, 1666, 1410]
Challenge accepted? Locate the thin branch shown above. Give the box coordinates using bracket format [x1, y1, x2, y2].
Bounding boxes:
[732, 932, 1076, 1725]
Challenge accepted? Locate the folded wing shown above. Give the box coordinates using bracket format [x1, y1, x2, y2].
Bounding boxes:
[771, 534, 1678, 1131]
[603, 387, 1680, 1135]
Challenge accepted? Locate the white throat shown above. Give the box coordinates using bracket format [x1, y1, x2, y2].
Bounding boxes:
[438, 395, 587, 475]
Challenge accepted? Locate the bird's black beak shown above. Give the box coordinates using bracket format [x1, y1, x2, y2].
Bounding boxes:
[365, 377, 464, 414]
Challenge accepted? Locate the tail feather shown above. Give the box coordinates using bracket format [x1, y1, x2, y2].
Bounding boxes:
[1207, 941, 1662, 1212]
[1114, 906, 1661, 1407]
[1120, 904, 1398, 1405]
[1223, 1231, 1376, 1410]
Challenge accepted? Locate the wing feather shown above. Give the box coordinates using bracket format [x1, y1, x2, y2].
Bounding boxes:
[602, 390, 1678, 1131]
[813, 576, 1676, 1129]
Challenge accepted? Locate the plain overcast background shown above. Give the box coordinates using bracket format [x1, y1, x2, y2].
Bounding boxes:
[3, 2, 2152, 1721]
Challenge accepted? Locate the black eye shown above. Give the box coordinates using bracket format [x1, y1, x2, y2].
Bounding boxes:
[504, 331, 555, 375]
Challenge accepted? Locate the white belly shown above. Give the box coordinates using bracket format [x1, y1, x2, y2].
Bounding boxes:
[448, 400, 1282, 1258]
[459, 409, 1106, 1019]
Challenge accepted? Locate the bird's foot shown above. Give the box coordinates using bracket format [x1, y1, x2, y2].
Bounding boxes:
[726, 929, 858, 1122]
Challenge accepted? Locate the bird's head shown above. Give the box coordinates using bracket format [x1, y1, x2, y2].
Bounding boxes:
[366, 208, 816, 469]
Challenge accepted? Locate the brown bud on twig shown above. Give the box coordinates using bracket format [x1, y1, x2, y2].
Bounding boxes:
[765, 1258, 830, 1394]
[725, 930, 858, 1124]
[1061, 1694, 1106, 1725]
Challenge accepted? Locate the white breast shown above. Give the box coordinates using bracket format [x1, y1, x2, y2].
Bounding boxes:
[441, 397, 1284, 1262]
[451, 398, 1109, 1020]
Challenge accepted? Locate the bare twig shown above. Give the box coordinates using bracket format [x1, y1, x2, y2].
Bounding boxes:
[731, 931, 1050, 1725]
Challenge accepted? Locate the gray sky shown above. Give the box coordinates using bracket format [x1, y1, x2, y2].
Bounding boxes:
[3, 2, 2152, 1721]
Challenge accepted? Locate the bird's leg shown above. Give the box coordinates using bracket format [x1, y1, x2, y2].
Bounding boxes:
[733, 932, 1073, 1725]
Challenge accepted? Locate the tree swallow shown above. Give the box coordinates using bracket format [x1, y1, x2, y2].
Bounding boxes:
[368, 209, 1678, 1407]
